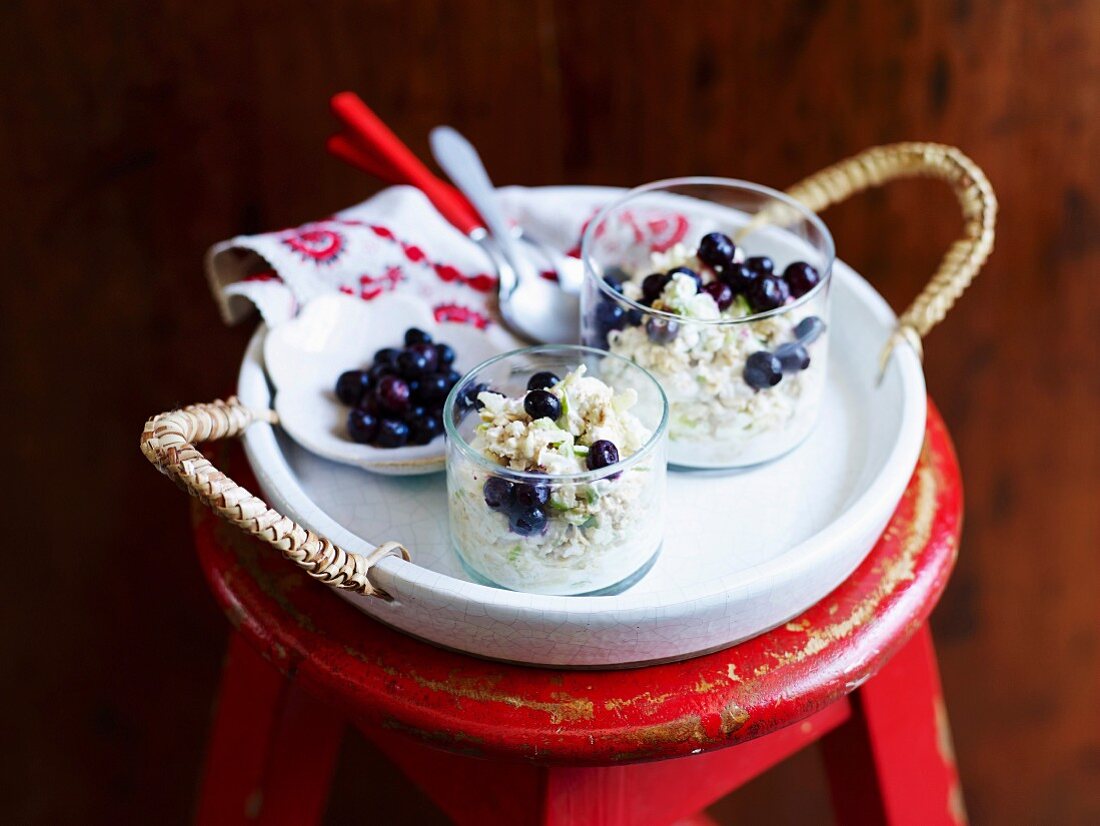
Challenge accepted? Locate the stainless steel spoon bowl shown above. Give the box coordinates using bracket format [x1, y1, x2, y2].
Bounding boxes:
[430, 127, 580, 344]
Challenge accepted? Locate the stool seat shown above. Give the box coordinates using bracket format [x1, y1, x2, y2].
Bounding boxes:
[194, 401, 960, 767]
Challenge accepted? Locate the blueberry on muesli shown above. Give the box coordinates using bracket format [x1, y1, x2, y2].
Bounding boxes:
[668, 266, 702, 292]
[775, 342, 811, 372]
[645, 317, 679, 343]
[703, 280, 734, 311]
[482, 476, 515, 511]
[747, 275, 790, 313]
[784, 261, 821, 297]
[641, 273, 670, 304]
[527, 371, 560, 391]
[697, 232, 737, 269]
[453, 364, 660, 589]
[744, 351, 783, 390]
[745, 256, 775, 276]
[524, 389, 561, 422]
[793, 315, 826, 344]
[720, 262, 757, 295]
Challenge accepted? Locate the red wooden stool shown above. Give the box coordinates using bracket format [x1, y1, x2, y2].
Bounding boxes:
[191, 403, 964, 826]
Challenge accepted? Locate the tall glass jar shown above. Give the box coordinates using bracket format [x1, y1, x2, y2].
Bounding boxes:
[580, 178, 835, 469]
[443, 345, 669, 596]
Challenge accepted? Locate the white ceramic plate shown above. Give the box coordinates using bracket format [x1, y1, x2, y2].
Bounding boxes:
[264, 292, 518, 475]
[238, 260, 926, 667]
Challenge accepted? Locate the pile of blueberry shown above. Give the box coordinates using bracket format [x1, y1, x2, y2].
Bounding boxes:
[481, 371, 623, 537]
[696, 231, 822, 316]
[335, 327, 461, 448]
[591, 232, 822, 347]
[743, 315, 826, 390]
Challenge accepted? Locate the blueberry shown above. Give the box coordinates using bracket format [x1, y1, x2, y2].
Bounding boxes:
[775, 342, 811, 372]
[374, 418, 410, 448]
[408, 413, 443, 445]
[406, 378, 421, 400]
[368, 362, 396, 384]
[524, 389, 562, 421]
[376, 375, 411, 414]
[445, 368, 462, 388]
[645, 317, 680, 344]
[793, 316, 826, 344]
[404, 327, 433, 346]
[720, 262, 757, 294]
[697, 232, 737, 269]
[336, 370, 372, 406]
[357, 393, 381, 415]
[509, 505, 547, 537]
[483, 476, 515, 511]
[747, 276, 790, 313]
[625, 308, 644, 327]
[668, 266, 702, 292]
[744, 351, 783, 390]
[784, 261, 821, 297]
[396, 349, 429, 378]
[457, 382, 482, 411]
[406, 404, 427, 422]
[401, 343, 437, 375]
[346, 409, 378, 443]
[514, 480, 550, 508]
[595, 301, 626, 330]
[373, 347, 400, 367]
[434, 342, 456, 368]
[703, 280, 734, 311]
[586, 439, 619, 470]
[412, 342, 439, 371]
[604, 266, 629, 282]
[641, 273, 670, 304]
[746, 256, 775, 276]
[603, 271, 626, 293]
[458, 382, 494, 411]
[416, 373, 450, 404]
[527, 371, 560, 391]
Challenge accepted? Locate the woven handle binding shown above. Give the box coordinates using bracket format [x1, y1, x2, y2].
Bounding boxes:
[784, 142, 997, 372]
[141, 397, 408, 599]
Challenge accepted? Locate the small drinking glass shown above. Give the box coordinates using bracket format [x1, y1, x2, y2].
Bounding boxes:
[443, 345, 669, 596]
[581, 178, 835, 469]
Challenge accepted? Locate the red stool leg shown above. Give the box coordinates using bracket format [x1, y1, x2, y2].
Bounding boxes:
[364, 700, 849, 826]
[196, 632, 345, 825]
[820, 624, 966, 826]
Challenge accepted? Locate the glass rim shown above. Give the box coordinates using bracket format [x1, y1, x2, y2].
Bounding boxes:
[442, 344, 669, 483]
[581, 176, 836, 325]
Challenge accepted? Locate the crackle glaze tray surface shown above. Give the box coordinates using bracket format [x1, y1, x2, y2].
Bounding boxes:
[238, 264, 926, 667]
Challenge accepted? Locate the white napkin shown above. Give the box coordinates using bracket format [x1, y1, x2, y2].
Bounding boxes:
[206, 185, 625, 329]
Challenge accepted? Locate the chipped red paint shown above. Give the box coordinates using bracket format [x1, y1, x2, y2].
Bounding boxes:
[192, 401, 961, 767]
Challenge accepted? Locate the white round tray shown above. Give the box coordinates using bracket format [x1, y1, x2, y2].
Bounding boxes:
[238, 263, 926, 667]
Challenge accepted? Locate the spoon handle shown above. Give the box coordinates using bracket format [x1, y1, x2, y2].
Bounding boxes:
[330, 93, 484, 236]
[429, 127, 520, 258]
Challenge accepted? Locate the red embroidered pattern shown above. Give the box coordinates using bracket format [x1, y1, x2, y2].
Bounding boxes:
[281, 225, 345, 263]
[433, 303, 491, 329]
[567, 208, 689, 256]
[356, 265, 405, 300]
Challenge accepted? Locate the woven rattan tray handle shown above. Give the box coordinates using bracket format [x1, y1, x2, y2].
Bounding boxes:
[141, 398, 409, 600]
[784, 142, 996, 372]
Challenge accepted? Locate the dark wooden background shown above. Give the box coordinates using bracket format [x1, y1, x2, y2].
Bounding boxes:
[4, 1, 1098, 823]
